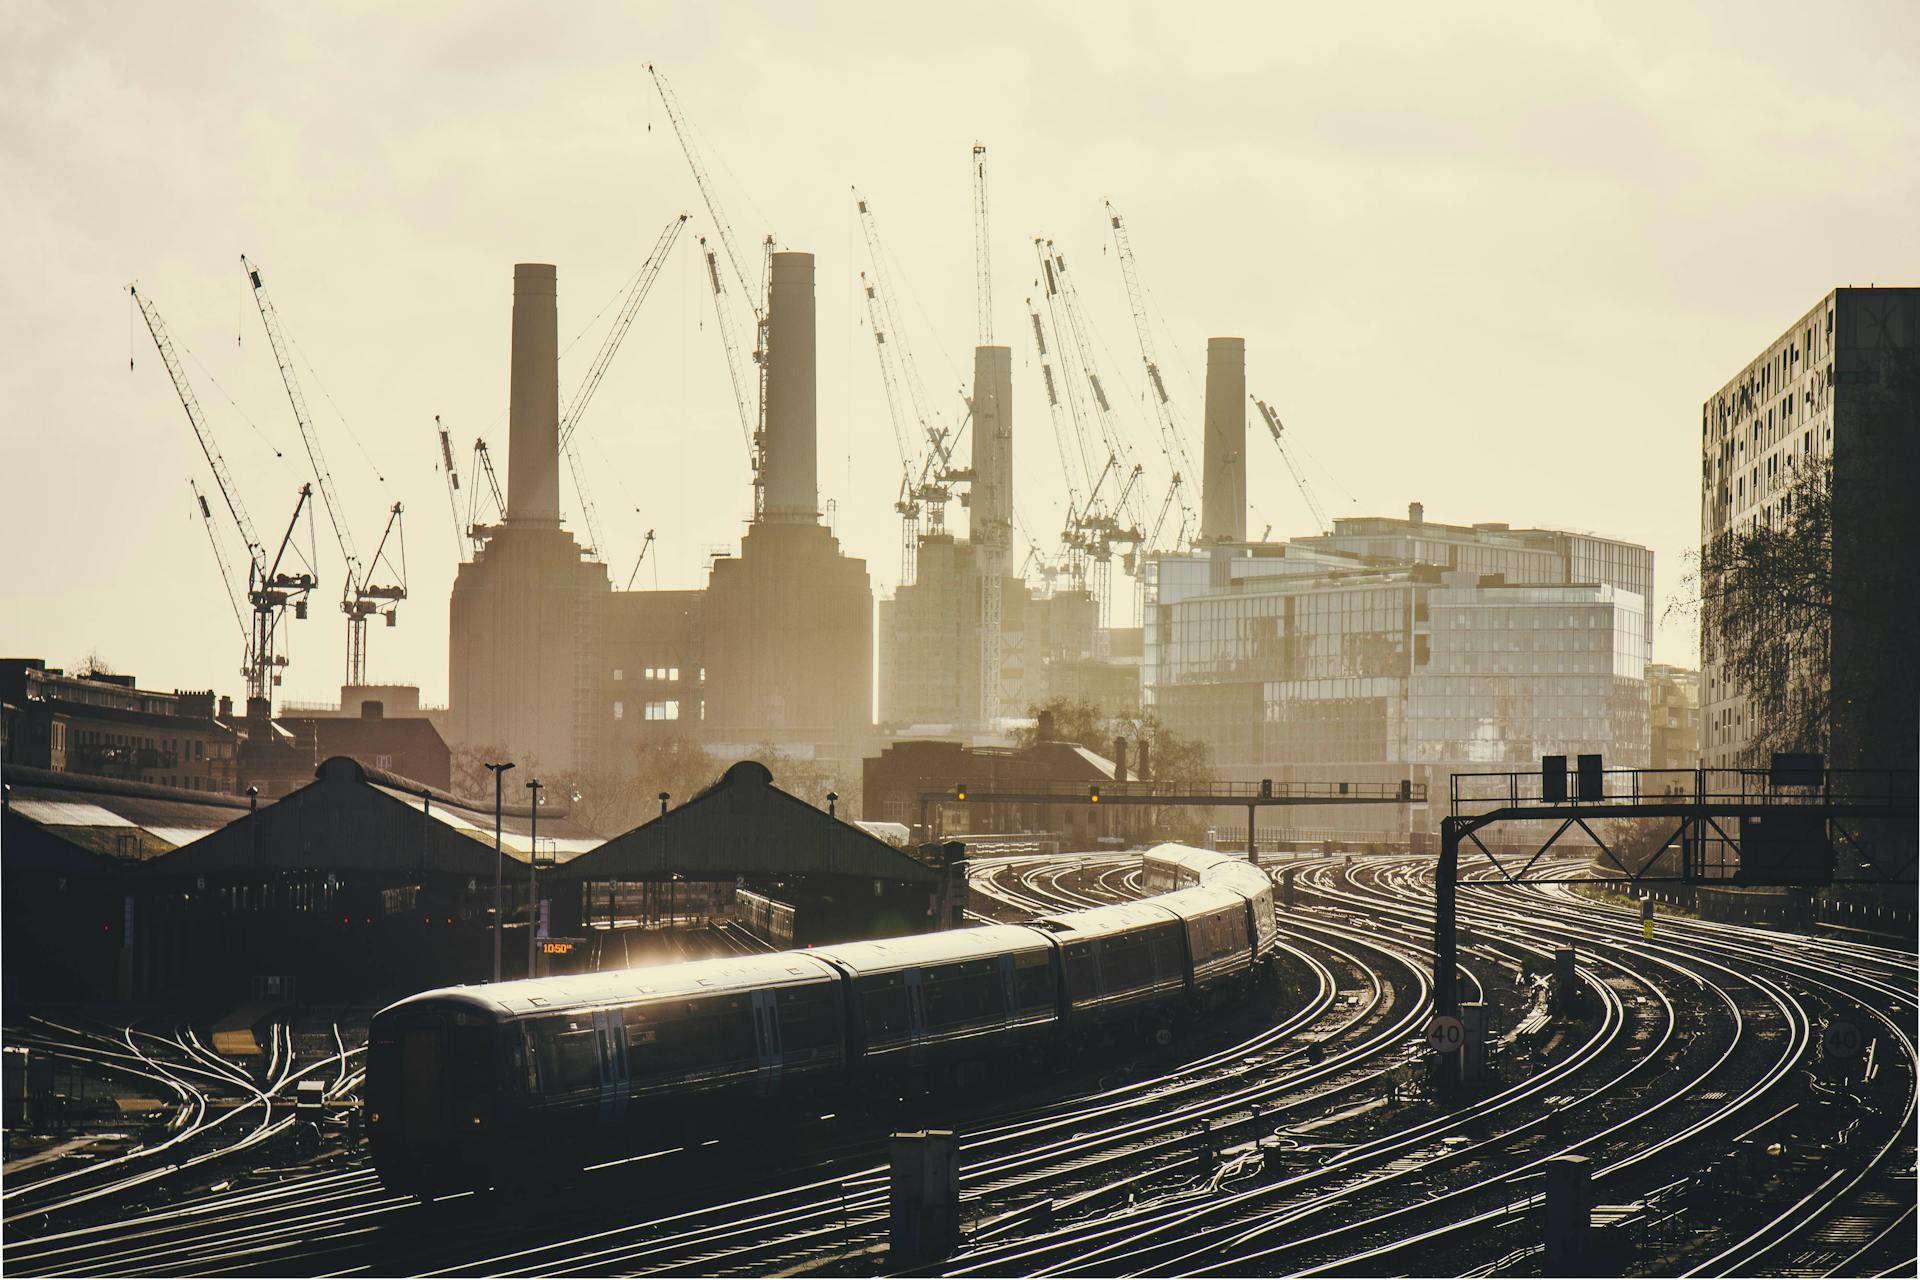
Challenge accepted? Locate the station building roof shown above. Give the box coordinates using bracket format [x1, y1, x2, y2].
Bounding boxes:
[558, 760, 940, 886]
[152, 756, 603, 880]
[2, 764, 251, 864]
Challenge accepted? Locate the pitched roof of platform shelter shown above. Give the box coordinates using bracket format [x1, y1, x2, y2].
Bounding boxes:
[3, 764, 251, 862]
[558, 760, 940, 886]
[153, 756, 603, 879]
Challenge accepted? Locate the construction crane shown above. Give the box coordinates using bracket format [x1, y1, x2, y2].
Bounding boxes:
[435, 415, 466, 560]
[1037, 239, 1151, 535]
[1033, 240, 1152, 623]
[650, 64, 772, 517]
[698, 235, 760, 462]
[858, 271, 923, 585]
[1105, 202, 1198, 551]
[131, 283, 317, 706]
[1253, 395, 1330, 533]
[189, 478, 248, 654]
[1025, 296, 1093, 593]
[624, 528, 656, 591]
[854, 190, 974, 575]
[242, 255, 407, 686]
[554, 213, 690, 562]
[465, 437, 508, 547]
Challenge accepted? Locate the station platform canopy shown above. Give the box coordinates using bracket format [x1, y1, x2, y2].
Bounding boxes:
[558, 760, 940, 886]
[151, 756, 602, 881]
[2, 765, 251, 865]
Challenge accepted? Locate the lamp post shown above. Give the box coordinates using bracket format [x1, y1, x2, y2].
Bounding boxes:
[526, 778, 544, 979]
[483, 762, 515, 982]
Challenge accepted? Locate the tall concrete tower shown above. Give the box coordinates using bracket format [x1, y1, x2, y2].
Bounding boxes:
[506, 264, 561, 525]
[704, 248, 873, 763]
[763, 251, 818, 522]
[1200, 336, 1246, 544]
[969, 345, 1014, 547]
[971, 344, 1014, 723]
[449, 262, 608, 776]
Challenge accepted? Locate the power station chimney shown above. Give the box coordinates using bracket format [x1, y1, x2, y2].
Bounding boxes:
[763, 251, 818, 522]
[970, 344, 1014, 547]
[1200, 336, 1246, 544]
[507, 264, 560, 524]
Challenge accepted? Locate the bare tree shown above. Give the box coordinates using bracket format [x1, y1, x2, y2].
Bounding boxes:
[1689, 454, 1834, 758]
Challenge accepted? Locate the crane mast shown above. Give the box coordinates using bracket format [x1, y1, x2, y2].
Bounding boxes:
[650, 65, 772, 518]
[549, 213, 688, 563]
[131, 286, 262, 560]
[132, 283, 316, 706]
[242, 255, 406, 686]
[469, 438, 507, 543]
[859, 272, 922, 585]
[559, 214, 689, 452]
[624, 528, 657, 591]
[190, 479, 248, 652]
[855, 191, 973, 567]
[1106, 202, 1198, 551]
[1253, 395, 1330, 533]
[699, 237, 760, 463]
[435, 416, 467, 560]
[1025, 296, 1090, 593]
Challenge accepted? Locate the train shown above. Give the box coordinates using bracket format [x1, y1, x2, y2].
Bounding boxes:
[366, 844, 1277, 1196]
[734, 887, 797, 948]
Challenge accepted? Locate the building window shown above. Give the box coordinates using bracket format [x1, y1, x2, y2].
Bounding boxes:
[613, 701, 625, 721]
[644, 700, 680, 721]
[613, 668, 624, 682]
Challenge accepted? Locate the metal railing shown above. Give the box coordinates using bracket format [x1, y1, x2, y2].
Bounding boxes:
[1449, 766, 1914, 816]
[948, 778, 1427, 802]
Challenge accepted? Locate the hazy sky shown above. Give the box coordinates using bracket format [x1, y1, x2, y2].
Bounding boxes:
[5, 1, 1916, 708]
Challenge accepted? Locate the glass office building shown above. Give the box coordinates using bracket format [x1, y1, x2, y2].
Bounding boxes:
[1146, 509, 1652, 843]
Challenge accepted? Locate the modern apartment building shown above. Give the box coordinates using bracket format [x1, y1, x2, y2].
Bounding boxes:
[1699, 287, 1919, 772]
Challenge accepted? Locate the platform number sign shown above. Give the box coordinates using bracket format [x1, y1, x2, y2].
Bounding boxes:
[1426, 1015, 1465, 1054]
[1822, 1019, 1863, 1059]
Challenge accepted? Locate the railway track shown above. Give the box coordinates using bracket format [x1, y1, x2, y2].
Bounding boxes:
[3, 1017, 362, 1231]
[3, 850, 1908, 1277]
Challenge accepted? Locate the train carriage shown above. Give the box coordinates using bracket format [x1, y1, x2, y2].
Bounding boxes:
[367, 952, 843, 1193]
[1030, 900, 1188, 1022]
[809, 925, 1058, 1069]
[1152, 885, 1258, 990]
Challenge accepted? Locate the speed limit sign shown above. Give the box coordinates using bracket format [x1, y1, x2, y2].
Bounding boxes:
[1823, 1019, 1863, 1058]
[1426, 1015, 1465, 1054]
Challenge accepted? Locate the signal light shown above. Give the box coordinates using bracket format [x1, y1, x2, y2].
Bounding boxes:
[1542, 755, 1568, 803]
[1577, 754, 1604, 801]
[955, 786, 967, 801]
[1089, 785, 1101, 803]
